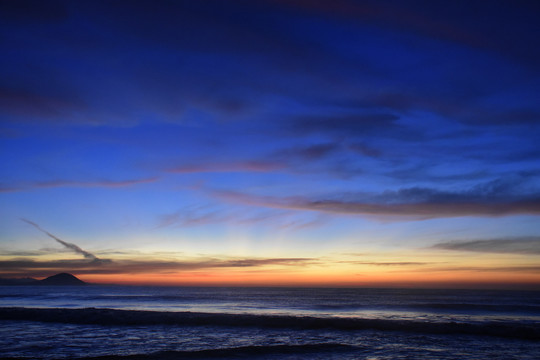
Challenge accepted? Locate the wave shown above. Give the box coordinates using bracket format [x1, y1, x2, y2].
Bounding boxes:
[73, 344, 357, 360]
[0, 307, 538, 340]
[408, 303, 540, 314]
[311, 303, 540, 315]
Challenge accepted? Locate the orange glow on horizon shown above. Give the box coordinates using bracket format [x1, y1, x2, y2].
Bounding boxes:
[78, 270, 540, 290]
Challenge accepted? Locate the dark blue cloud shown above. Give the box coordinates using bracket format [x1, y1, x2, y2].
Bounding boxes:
[290, 114, 401, 137]
[208, 173, 540, 219]
[1, 0, 539, 215]
[2, 0, 538, 130]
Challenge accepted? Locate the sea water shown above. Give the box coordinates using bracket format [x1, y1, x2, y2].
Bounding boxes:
[1, 286, 539, 359]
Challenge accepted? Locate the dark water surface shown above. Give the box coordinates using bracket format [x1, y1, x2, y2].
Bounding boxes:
[1, 286, 539, 359]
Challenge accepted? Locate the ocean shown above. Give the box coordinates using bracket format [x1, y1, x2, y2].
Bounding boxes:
[1, 286, 539, 359]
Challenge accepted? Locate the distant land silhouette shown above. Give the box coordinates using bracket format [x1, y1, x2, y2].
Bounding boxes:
[38, 273, 87, 286]
[0, 273, 87, 286]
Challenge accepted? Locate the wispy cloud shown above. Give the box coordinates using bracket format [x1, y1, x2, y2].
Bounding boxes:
[272, 143, 340, 161]
[290, 113, 401, 138]
[157, 204, 326, 230]
[416, 265, 540, 273]
[339, 261, 432, 266]
[347, 143, 382, 158]
[37, 178, 159, 188]
[267, 0, 540, 68]
[0, 86, 85, 121]
[1, 177, 158, 193]
[166, 161, 283, 174]
[0, 250, 47, 257]
[431, 237, 540, 255]
[21, 219, 109, 263]
[0, 256, 317, 277]
[208, 187, 540, 219]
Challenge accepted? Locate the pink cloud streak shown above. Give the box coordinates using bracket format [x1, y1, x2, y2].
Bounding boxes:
[166, 161, 283, 174]
[0, 177, 159, 193]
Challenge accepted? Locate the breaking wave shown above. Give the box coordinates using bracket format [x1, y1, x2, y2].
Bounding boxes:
[1, 307, 538, 340]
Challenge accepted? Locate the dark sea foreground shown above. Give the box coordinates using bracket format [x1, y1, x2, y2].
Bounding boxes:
[1, 286, 539, 359]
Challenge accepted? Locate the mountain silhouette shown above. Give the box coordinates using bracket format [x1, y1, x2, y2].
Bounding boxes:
[38, 273, 87, 286]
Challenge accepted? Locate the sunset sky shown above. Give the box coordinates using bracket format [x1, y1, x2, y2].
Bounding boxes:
[1, 0, 540, 288]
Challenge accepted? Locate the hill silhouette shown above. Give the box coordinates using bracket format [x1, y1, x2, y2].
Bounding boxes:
[0, 273, 87, 286]
[38, 273, 87, 286]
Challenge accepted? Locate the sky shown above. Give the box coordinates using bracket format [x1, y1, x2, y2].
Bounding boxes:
[1, 0, 540, 288]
